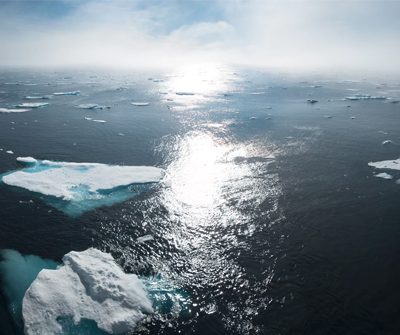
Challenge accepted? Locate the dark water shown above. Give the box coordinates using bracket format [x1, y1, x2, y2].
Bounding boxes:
[0, 66, 400, 334]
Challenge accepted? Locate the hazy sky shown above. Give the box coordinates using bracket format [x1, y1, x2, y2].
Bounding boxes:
[0, 0, 399, 73]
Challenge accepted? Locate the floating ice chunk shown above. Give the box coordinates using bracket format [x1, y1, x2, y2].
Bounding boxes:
[176, 92, 195, 96]
[23, 248, 153, 335]
[131, 102, 149, 106]
[307, 99, 318, 104]
[249, 116, 257, 120]
[92, 119, 106, 123]
[0, 108, 31, 113]
[84, 117, 93, 121]
[346, 94, 387, 101]
[53, 91, 80, 96]
[382, 140, 394, 145]
[2, 157, 164, 201]
[1, 157, 164, 215]
[25, 95, 52, 100]
[6, 150, 13, 154]
[368, 158, 400, 170]
[375, 172, 393, 180]
[16, 102, 49, 108]
[137, 234, 154, 243]
[16, 156, 37, 163]
[77, 103, 99, 109]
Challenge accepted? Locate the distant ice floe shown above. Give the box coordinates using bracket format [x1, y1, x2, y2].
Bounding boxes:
[368, 158, 400, 170]
[53, 91, 80, 96]
[23, 248, 153, 335]
[1, 157, 164, 216]
[77, 104, 108, 110]
[25, 95, 52, 100]
[0, 108, 31, 113]
[382, 140, 394, 145]
[92, 119, 106, 123]
[6, 150, 14, 154]
[375, 172, 393, 180]
[175, 92, 195, 96]
[346, 94, 387, 101]
[131, 102, 149, 106]
[15, 102, 49, 108]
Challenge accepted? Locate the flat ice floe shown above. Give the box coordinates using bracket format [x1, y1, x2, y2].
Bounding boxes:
[77, 103, 108, 110]
[53, 91, 80, 96]
[25, 95, 52, 100]
[0, 108, 31, 113]
[16, 102, 49, 108]
[375, 172, 393, 180]
[1, 157, 164, 216]
[368, 158, 400, 170]
[131, 102, 149, 106]
[346, 94, 387, 101]
[23, 248, 153, 335]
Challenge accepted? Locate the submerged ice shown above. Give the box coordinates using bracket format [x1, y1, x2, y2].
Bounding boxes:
[22, 248, 153, 335]
[1, 157, 164, 216]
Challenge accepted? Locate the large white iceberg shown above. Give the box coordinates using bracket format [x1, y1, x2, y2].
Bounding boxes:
[1, 157, 164, 216]
[22, 248, 153, 335]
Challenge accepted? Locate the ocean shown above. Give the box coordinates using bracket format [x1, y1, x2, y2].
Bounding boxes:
[0, 66, 400, 334]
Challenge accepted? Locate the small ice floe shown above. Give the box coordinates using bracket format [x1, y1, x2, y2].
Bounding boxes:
[249, 116, 257, 120]
[84, 117, 92, 121]
[22, 248, 153, 335]
[368, 158, 400, 170]
[25, 95, 52, 100]
[137, 234, 154, 243]
[17, 156, 36, 163]
[77, 103, 106, 110]
[375, 172, 393, 180]
[346, 94, 387, 101]
[382, 140, 394, 145]
[131, 102, 149, 106]
[117, 132, 125, 136]
[53, 91, 80, 96]
[250, 91, 266, 95]
[350, 116, 356, 119]
[6, 150, 14, 154]
[307, 99, 318, 104]
[0, 108, 31, 113]
[176, 92, 195, 96]
[16, 102, 49, 108]
[92, 119, 106, 123]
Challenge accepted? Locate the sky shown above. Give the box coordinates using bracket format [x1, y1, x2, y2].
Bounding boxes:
[0, 0, 399, 73]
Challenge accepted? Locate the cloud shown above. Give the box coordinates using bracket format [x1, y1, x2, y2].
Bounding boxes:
[0, 0, 399, 74]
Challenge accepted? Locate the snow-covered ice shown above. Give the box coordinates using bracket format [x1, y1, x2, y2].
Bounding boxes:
[374, 172, 393, 180]
[368, 158, 400, 170]
[0, 108, 31, 113]
[137, 234, 154, 243]
[346, 94, 387, 101]
[53, 91, 80, 96]
[22, 248, 153, 335]
[131, 102, 149, 106]
[16, 102, 49, 108]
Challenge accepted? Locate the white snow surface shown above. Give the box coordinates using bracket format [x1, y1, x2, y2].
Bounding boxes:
[375, 172, 393, 180]
[368, 158, 400, 170]
[0, 108, 31, 113]
[2, 157, 165, 201]
[22, 248, 153, 335]
[16, 103, 49, 108]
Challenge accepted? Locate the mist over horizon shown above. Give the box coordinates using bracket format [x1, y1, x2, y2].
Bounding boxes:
[1, 0, 399, 76]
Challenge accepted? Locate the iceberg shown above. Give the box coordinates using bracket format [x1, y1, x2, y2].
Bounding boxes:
[131, 102, 149, 106]
[23, 248, 153, 335]
[0, 108, 31, 113]
[1, 157, 164, 216]
[53, 91, 80, 96]
[368, 158, 400, 170]
[16, 102, 49, 108]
